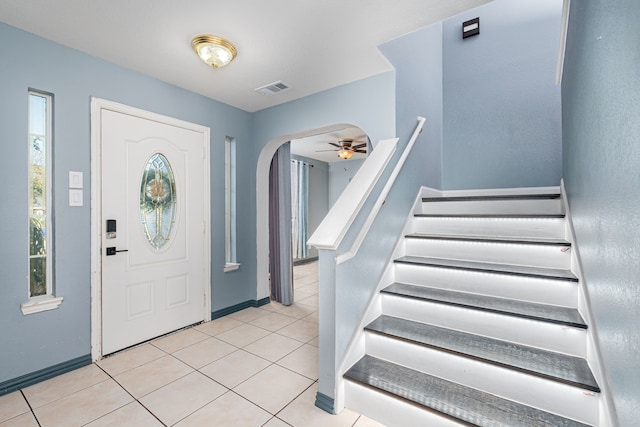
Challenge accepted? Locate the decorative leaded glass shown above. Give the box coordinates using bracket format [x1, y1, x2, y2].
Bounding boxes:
[140, 153, 176, 250]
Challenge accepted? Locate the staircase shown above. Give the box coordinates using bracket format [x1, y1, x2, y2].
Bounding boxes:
[343, 191, 600, 426]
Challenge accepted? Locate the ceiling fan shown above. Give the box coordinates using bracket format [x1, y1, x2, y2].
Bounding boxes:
[317, 138, 367, 160]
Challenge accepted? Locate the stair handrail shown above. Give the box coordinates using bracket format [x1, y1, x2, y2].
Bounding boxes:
[307, 138, 399, 250]
[336, 116, 425, 264]
[308, 116, 425, 253]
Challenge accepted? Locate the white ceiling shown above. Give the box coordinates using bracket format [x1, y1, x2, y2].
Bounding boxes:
[0, 0, 490, 113]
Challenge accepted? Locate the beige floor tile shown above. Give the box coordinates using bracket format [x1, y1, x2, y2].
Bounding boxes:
[262, 417, 291, 427]
[233, 365, 313, 414]
[0, 412, 38, 427]
[308, 336, 320, 347]
[257, 302, 281, 312]
[151, 328, 209, 354]
[276, 319, 319, 343]
[174, 391, 271, 427]
[215, 323, 271, 347]
[275, 303, 316, 320]
[228, 307, 269, 323]
[302, 311, 319, 324]
[172, 337, 237, 368]
[248, 312, 297, 332]
[297, 295, 319, 308]
[293, 287, 316, 300]
[293, 274, 318, 287]
[199, 350, 270, 389]
[0, 392, 30, 423]
[22, 364, 109, 408]
[296, 283, 319, 294]
[114, 355, 193, 398]
[277, 344, 318, 380]
[33, 379, 132, 427]
[140, 371, 226, 425]
[96, 343, 166, 377]
[84, 402, 163, 427]
[194, 317, 243, 336]
[243, 333, 303, 362]
[353, 415, 388, 427]
[278, 384, 359, 427]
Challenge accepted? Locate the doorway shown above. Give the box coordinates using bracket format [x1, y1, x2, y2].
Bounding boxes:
[90, 99, 211, 359]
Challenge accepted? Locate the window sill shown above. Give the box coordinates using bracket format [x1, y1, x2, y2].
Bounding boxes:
[223, 262, 241, 273]
[21, 296, 64, 315]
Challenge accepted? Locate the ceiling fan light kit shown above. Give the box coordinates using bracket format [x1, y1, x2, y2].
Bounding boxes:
[338, 148, 354, 160]
[191, 34, 237, 68]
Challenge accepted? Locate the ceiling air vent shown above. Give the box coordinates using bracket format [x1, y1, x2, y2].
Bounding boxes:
[255, 81, 290, 96]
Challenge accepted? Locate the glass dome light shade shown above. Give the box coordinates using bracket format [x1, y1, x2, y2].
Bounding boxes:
[192, 35, 237, 68]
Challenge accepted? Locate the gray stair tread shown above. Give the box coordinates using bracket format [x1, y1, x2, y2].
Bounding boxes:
[382, 283, 587, 329]
[367, 315, 599, 392]
[345, 355, 592, 427]
[405, 233, 570, 246]
[422, 193, 561, 202]
[395, 255, 578, 282]
[415, 213, 565, 218]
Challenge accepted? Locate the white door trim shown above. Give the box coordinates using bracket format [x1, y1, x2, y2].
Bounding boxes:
[90, 98, 211, 361]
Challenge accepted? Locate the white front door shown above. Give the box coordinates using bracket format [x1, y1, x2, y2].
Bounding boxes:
[100, 107, 209, 355]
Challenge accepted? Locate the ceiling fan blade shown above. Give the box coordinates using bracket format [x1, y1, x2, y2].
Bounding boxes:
[315, 149, 338, 152]
[328, 142, 341, 148]
[354, 149, 367, 153]
[351, 143, 367, 149]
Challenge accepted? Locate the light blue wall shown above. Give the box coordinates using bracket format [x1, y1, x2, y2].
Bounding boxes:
[0, 23, 253, 383]
[442, 0, 562, 190]
[328, 159, 365, 206]
[0, 21, 396, 387]
[562, 1, 640, 424]
[379, 22, 443, 190]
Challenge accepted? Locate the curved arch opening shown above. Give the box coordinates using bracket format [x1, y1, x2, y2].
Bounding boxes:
[255, 123, 368, 300]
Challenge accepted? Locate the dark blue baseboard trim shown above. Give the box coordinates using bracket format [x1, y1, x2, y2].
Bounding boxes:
[315, 391, 335, 414]
[211, 297, 272, 320]
[0, 354, 92, 397]
[293, 256, 319, 266]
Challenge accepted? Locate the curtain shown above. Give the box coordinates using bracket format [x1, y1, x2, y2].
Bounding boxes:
[269, 143, 293, 305]
[291, 159, 309, 259]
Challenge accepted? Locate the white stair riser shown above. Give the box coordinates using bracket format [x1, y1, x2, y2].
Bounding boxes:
[344, 381, 463, 427]
[403, 238, 571, 269]
[420, 199, 562, 215]
[365, 333, 599, 425]
[394, 263, 578, 307]
[382, 294, 587, 357]
[411, 216, 565, 239]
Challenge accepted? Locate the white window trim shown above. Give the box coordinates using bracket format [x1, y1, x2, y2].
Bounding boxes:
[223, 262, 241, 273]
[21, 296, 64, 315]
[24, 90, 62, 314]
[224, 136, 240, 272]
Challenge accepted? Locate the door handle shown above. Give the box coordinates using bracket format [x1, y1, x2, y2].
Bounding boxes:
[106, 247, 129, 256]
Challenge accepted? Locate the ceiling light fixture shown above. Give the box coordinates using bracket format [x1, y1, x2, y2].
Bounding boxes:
[338, 148, 354, 160]
[191, 34, 237, 68]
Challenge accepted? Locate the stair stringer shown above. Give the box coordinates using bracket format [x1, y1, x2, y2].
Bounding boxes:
[561, 180, 617, 427]
[333, 187, 433, 414]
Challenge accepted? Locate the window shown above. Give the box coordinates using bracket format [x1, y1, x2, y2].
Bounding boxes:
[23, 90, 62, 314]
[224, 136, 239, 272]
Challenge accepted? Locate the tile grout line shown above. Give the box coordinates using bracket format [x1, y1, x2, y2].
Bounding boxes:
[19, 389, 42, 427]
[93, 360, 169, 427]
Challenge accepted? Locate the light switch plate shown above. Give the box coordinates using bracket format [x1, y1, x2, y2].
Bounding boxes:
[69, 189, 83, 206]
[69, 171, 83, 189]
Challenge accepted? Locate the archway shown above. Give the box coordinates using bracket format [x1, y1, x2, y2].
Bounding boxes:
[255, 123, 367, 301]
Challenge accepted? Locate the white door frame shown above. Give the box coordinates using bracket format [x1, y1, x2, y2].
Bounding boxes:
[90, 98, 211, 361]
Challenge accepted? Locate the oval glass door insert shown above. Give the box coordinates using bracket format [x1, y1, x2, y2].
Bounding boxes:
[140, 153, 177, 250]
